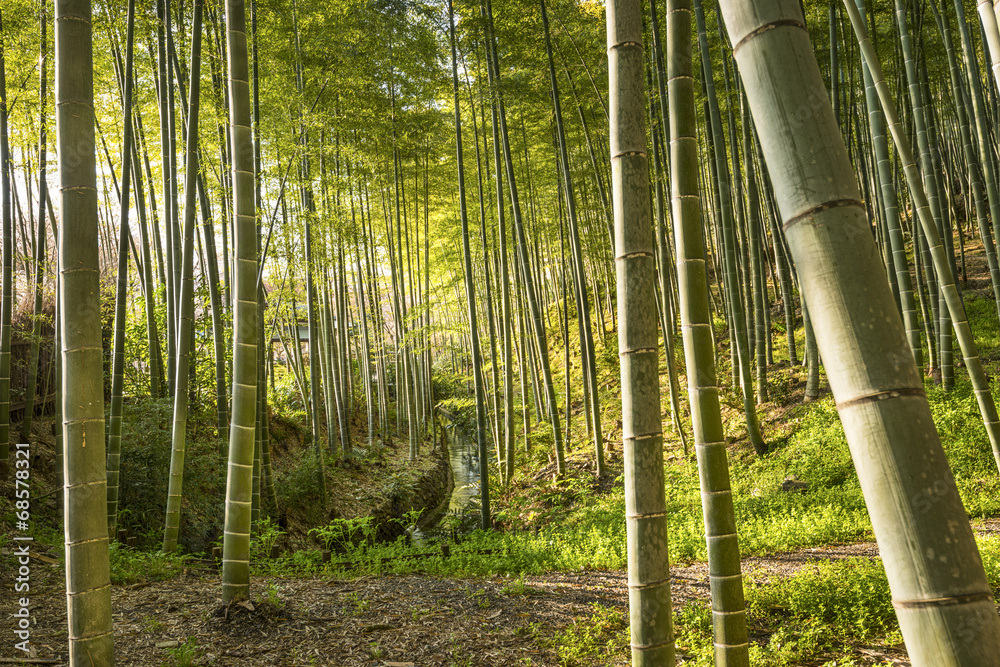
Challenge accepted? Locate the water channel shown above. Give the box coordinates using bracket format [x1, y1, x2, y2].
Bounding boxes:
[444, 424, 481, 514]
[410, 424, 481, 542]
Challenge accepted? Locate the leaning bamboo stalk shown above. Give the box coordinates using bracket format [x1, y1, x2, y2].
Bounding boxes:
[724, 1, 1000, 663]
[978, 1, 1000, 95]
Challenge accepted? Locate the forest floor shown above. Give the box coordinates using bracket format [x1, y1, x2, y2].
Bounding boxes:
[0, 533, 920, 666]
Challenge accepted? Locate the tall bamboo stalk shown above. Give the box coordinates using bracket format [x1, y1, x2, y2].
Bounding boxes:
[854, 0, 920, 365]
[163, 0, 204, 553]
[451, 0, 489, 528]
[480, 10, 516, 481]
[107, 0, 137, 536]
[0, 7, 9, 480]
[222, 0, 259, 604]
[56, 0, 114, 661]
[668, 0, 748, 663]
[694, 0, 766, 454]
[954, 0, 1000, 325]
[484, 0, 565, 473]
[542, 0, 603, 477]
[158, 0, 177, 397]
[22, 3, 48, 441]
[607, 0, 675, 663]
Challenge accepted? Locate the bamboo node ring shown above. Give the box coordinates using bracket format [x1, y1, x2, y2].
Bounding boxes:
[732, 19, 807, 53]
[836, 387, 925, 410]
[783, 198, 864, 231]
[892, 591, 993, 609]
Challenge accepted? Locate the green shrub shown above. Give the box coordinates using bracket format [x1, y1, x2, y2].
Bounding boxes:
[309, 516, 377, 552]
[277, 448, 325, 511]
[115, 397, 224, 553]
[251, 517, 286, 561]
[109, 542, 189, 585]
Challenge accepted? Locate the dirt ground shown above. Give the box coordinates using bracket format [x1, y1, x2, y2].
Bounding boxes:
[0, 537, 916, 666]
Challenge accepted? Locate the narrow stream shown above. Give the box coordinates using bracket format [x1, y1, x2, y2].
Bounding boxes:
[410, 424, 480, 543]
[445, 424, 481, 514]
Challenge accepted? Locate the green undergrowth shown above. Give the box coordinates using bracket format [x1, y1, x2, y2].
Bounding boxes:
[546, 557, 901, 667]
[109, 542, 191, 585]
[673, 534, 1000, 666]
[676, 557, 900, 667]
[552, 535, 1000, 666]
[547, 603, 629, 666]
[243, 292, 1000, 581]
[8, 537, 192, 587]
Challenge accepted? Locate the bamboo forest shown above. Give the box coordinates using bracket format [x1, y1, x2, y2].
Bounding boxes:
[12, 0, 1000, 664]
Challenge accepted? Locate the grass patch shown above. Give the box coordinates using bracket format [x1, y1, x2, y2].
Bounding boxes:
[109, 542, 190, 585]
[549, 603, 629, 666]
[676, 558, 898, 666]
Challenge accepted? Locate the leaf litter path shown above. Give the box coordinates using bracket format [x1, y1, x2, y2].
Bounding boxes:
[2, 537, 920, 666]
